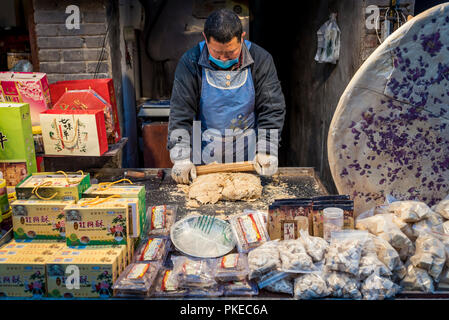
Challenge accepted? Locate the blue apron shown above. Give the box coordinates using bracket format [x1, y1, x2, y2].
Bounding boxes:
[198, 40, 256, 164]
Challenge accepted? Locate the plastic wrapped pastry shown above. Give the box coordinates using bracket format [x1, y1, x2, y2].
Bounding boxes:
[264, 277, 294, 295]
[434, 199, 449, 220]
[400, 263, 434, 293]
[413, 211, 445, 236]
[410, 233, 446, 280]
[325, 271, 362, 299]
[215, 253, 249, 282]
[358, 253, 392, 280]
[171, 256, 218, 288]
[361, 273, 401, 300]
[278, 239, 315, 273]
[369, 234, 406, 282]
[222, 279, 259, 297]
[293, 273, 329, 300]
[151, 268, 188, 297]
[388, 201, 432, 223]
[248, 240, 281, 280]
[298, 230, 329, 262]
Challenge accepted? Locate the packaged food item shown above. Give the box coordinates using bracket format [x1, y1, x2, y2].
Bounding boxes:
[392, 215, 419, 242]
[15, 172, 91, 202]
[358, 253, 392, 280]
[222, 279, 259, 297]
[278, 239, 315, 273]
[64, 199, 128, 246]
[112, 262, 160, 297]
[248, 240, 281, 280]
[298, 229, 328, 263]
[323, 207, 344, 241]
[83, 183, 146, 237]
[146, 205, 177, 237]
[172, 255, 218, 289]
[388, 201, 432, 223]
[0, 103, 37, 187]
[356, 214, 415, 261]
[410, 232, 446, 280]
[361, 273, 401, 300]
[11, 199, 74, 240]
[400, 263, 434, 293]
[413, 211, 445, 236]
[151, 268, 188, 297]
[325, 230, 368, 276]
[293, 273, 329, 300]
[431, 199, 449, 220]
[230, 211, 270, 253]
[368, 234, 406, 282]
[0, 251, 55, 297]
[134, 236, 170, 264]
[263, 276, 294, 295]
[185, 285, 224, 298]
[268, 199, 313, 239]
[97, 198, 140, 238]
[47, 254, 119, 298]
[215, 253, 249, 282]
[325, 271, 362, 299]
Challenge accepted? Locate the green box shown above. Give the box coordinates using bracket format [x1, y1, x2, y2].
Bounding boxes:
[15, 172, 91, 202]
[82, 184, 146, 237]
[0, 103, 37, 187]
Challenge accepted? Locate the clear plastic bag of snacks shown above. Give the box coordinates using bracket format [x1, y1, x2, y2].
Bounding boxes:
[151, 268, 188, 298]
[185, 285, 224, 298]
[230, 211, 270, 253]
[134, 236, 171, 263]
[146, 205, 177, 237]
[222, 279, 259, 297]
[112, 262, 161, 297]
[172, 255, 218, 289]
[248, 240, 281, 280]
[215, 253, 249, 282]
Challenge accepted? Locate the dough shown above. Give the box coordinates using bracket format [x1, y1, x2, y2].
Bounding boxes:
[188, 173, 263, 204]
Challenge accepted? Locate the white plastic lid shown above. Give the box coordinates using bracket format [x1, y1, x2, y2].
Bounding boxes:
[323, 207, 344, 219]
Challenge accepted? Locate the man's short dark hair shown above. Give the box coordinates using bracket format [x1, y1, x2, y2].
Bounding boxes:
[204, 9, 242, 43]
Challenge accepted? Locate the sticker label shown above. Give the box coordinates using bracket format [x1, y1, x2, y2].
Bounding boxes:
[151, 205, 166, 230]
[140, 238, 163, 261]
[238, 214, 261, 245]
[161, 270, 177, 291]
[221, 254, 239, 269]
[127, 263, 149, 280]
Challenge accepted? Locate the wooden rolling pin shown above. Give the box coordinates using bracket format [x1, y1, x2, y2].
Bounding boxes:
[195, 161, 255, 176]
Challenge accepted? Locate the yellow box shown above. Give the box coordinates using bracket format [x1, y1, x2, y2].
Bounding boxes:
[46, 254, 118, 298]
[59, 246, 125, 274]
[1, 240, 66, 252]
[11, 199, 74, 240]
[64, 202, 128, 246]
[0, 251, 57, 297]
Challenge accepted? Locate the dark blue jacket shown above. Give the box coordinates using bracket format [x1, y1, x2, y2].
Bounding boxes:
[167, 41, 286, 152]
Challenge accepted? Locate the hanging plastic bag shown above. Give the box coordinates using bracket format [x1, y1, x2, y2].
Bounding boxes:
[314, 13, 341, 64]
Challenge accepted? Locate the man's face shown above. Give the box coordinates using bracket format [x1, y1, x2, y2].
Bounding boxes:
[204, 32, 246, 61]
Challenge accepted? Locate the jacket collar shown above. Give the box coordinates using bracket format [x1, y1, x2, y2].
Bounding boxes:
[198, 40, 254, 70]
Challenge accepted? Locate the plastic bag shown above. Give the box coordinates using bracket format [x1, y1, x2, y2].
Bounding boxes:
[112, 262, 161, 297]
[413, 211, 445, 236]
[410, 232, 446, 280]
[263, 277, 294, 295]
[186, 285, 224, 297]
[392, 215, 419, 242]
[151, 268, 188, 297]
[361, 273, 401, 300]
[171, 255, 218, 289]
[215, 253, 249, 282]
[298, 229, 328, 262]
[10, 60, 33, 72]
[134, 236, 171, 263]
[222, 279, 259, 297]
[400, 262, 434, 293]
[325, 271, 362, 299]
[369, 234, 406, 282]
[315, 13, 341, 64]
[443, 221, 449, 235]
[293, 273, 329, 300]
[248, 240, 281, 280]
[388, 201, 432, 223]
[278, 239, 316, 273]
[230, 211, 270, 253]
[358, 253, 392, 280]
[146, 205, 177, 237]
[325, 230, 368, 276]
[356, 214, 415, 261]
[434, 199, 449, 219]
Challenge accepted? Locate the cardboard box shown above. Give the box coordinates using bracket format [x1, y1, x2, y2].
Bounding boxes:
[15, 172, 91, 202]
[82, 184, 146, 236]
[11, 199, 75, 240]
[0, 103, 37, 187]
[46, 254, 118, 298]
[64, 201, 128, 246]
[0, 72, 51, 126]
[1, 240, 66, 252]
[0, 250, 58, 297]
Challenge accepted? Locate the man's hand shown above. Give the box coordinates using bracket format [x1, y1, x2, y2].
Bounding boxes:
[171, 159, 197, 184]
[254, 153, 278, 176]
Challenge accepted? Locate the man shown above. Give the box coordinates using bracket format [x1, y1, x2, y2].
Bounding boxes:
[168, 9, 286, 184]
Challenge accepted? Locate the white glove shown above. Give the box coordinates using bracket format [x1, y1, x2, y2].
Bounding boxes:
[254, 153, 278, 176]
[171, 159, 197, 184]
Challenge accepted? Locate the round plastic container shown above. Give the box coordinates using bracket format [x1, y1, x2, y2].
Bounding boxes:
[323, 207, 344, 241]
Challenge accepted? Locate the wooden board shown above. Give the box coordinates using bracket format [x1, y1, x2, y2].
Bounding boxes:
[328, 3, 449, 215]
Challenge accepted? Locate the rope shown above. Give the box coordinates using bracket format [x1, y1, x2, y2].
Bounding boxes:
[32, 181, 58, 200]
[83, 194, 121, 206]
[97, 178, 134, 191]
[56, 170, 85, 185]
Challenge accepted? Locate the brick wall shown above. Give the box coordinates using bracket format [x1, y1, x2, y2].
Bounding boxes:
[362, 0, 415, 61]
[33, 0, 112, 83]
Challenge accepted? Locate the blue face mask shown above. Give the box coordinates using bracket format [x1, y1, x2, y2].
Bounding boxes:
[209, 54, 239, 69]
